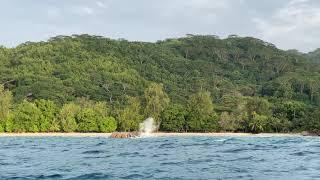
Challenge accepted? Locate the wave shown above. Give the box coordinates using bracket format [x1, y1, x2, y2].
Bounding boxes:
[290, 151, 317, 156]
[5, 174, 63, 180]
[67, 173, 112, 180]
[81, 150, 105, 154]
[1, 136, 319, 180]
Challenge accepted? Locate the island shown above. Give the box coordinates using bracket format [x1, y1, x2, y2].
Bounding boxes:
[0, 35, 319, 135]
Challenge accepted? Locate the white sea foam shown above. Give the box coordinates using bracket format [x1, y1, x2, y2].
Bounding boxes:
[139, 117, 157, 137]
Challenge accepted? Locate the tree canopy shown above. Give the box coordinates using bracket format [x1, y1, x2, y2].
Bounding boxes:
[0, 34, 319, 133]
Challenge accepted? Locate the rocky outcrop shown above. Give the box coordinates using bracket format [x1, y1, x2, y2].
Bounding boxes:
[301, 131, 320, 136]
[110, 132, 140, 138]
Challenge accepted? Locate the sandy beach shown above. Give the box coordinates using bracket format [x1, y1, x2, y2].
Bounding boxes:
[0, 132, 302, 137]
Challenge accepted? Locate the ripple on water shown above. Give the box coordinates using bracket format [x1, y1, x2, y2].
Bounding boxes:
[151, 153, 169, 158]
[95, 142, 106, 146]
[159, 142, 176, 149]
[5, 174, 63, 180]
[226, 156, 253, 162]
[83, 156, 106, 159]
[290, 150, 317, 156]
[120, 173, 147, 179]
[221, 148, 249, 153]
[160, 161, 184, 166]
[118, 152, 145, 157]
[0, 136, 319, 180]
[187, 158, 213, 164]
[81, 150, 105, 154]
[181, 142, 211, 147]
[67, 173, 112, 180]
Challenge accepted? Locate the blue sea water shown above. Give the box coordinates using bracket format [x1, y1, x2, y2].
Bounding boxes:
[0, 136, 319, 180]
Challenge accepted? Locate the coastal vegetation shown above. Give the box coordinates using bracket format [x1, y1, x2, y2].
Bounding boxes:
[0, 34, 319, 133]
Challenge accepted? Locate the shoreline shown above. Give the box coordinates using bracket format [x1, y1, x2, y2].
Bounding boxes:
[0, 132, 303, 137]
[154, 132, 302, 137]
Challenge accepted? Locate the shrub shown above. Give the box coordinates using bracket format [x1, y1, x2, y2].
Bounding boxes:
[13, 101, 42, 133]
[58, 103, 80, 132]
[160, 104, 186, 132]
[76, 108, 99, 132]
[98, 116, 117, 133]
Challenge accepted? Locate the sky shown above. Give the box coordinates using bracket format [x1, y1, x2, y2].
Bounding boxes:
[1, 0, 319, 52]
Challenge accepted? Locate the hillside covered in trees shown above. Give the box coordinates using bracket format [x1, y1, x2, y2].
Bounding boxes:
[307, 48, 320, 64]
[0, 34, 320, 133]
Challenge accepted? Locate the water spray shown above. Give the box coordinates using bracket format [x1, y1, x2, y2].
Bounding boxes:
[110, 117, 157, 138]
[139, 117, 157, 137]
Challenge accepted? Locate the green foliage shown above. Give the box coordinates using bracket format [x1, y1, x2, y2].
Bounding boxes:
[117, 96, 143, 131]
[4, 115, 14, 132]
[274, 101, 307, 121]
[0, 34, 319, 106]
[305, 109, 320, 133]
[92, 102, 109, 117]
[202, 113, 219, 132]
[219, 112, 239, 132]
[186, 90, 218, 132]
[246, 97, 271, 118]
[273, 100, 309, 131]
[0, 124, 4, 132]
[35, 99, 60, 132]
[13, 101, 42, 132]
[0, 34, 319, 133]
[58, 103, 79, 132]
[144, 83, 170, 124]
[266, 116, 292, 133]
[160, 104, 186, 132]
[0, 84, 12, 122]
[188, 90, 214, 117]
[307, 48, 320, 63]
[249, 112, 269, 133]
[76, 108, 99, 132]
[98, 116, 117, 133]
[218, 93, 244, 113]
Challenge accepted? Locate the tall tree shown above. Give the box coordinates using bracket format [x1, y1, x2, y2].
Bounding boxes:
[117, 96, 143, 132]
[160, 104, 186, 132]
[144, 83, 170, 125]
[13, 100, 42, 133]
[35, 99, 60, 132]
[186, 90, 218, 132]
[0, 84, 12, 121]
[58, 103, 80, 132]
[0, 85, 12, 131]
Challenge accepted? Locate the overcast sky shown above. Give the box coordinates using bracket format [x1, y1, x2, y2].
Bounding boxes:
[1, 0, 319, 52]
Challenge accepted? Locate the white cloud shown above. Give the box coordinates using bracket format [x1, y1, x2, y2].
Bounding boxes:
[72, 6, 94, 16]
[289, 0, 309, 5]
[1, 0, 320, 52]
[253, 0, 320, 52]
[81, 7, 94, 15]
[96, 1, 106, 8]
[156, 0, 234, 27]
[186, 0, 230, 10]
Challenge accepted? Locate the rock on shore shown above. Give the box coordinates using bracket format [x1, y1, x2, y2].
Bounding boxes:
[110, 132, 140, 138]
[301, 131, 320, 136]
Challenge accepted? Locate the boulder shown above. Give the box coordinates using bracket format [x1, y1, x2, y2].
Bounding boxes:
[110, 132, 140, 138]
[301, 131, 320, 136]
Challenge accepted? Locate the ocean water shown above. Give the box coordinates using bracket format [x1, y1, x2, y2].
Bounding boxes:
[0, 136, 319, 180]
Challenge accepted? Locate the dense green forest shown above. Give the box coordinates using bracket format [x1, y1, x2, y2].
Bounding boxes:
[307, 48, 320, 63]
[0, 34, 320, 133]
